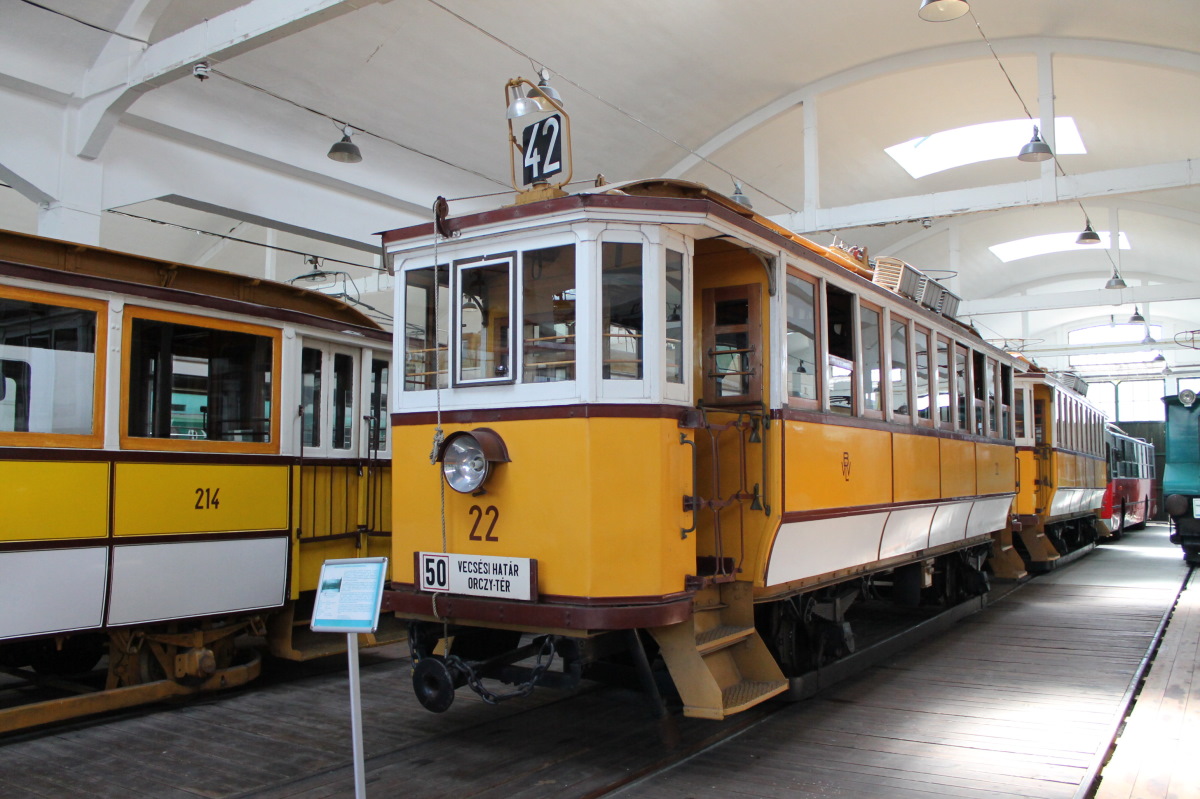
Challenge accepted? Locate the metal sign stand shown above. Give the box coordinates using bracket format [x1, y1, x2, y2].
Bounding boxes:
[310, 557, 389, 799]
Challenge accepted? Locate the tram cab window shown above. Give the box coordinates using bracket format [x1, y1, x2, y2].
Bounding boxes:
[602, 242, 643, 380]
[368, 358, 389, 451]
[914, 326, 931, 422]
[127, 316, 273, 442]
[890, 316, 910, 419]
[403, 266, 449, 391]
[703, 284, 762, 402]
[522, 245, 576, 383]
[666, 249, 685, 385]
[455, 253, 514, 385]
[825, 285, 855, 415]
[1034, 396, 1045, 444]
[861, 304, 883, 416]
[1014, 387, 1026, 439]
[301, 344, 357, 452]
[785, 272, 818, 404]
[0, 294, 99, 437]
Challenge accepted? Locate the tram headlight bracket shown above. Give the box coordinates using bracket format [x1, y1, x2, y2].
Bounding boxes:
[435, 428, 510, 494]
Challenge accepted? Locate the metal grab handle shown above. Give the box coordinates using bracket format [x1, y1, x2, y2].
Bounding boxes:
[680, 432, 697, 539]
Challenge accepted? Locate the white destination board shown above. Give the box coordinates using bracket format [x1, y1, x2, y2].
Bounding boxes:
[418, 552, 535, 601]
[310, 557, 388, 633]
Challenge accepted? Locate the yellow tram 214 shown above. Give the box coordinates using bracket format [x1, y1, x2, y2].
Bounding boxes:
[381, 175, 1034, 721]
[0, 230, 397, 732]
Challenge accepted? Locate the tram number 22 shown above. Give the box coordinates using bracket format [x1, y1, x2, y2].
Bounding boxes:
[520, 114, 562, 184]
[195, 487, 221, 509]
[468, 505, 499, 542]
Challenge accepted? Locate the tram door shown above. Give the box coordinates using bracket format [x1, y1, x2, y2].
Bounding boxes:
[689, 240, 771, 577]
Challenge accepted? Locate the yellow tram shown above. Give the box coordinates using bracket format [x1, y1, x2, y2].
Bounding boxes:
[381, 170, 1026, 718]
[1007, 368, 1108, 571]
[0, 230, 394, 731]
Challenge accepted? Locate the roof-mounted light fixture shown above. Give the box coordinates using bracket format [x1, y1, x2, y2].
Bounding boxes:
[1128, 306, 1146, 325]
[730, 180, 752, 209]
[1104, 270, 1127, 290]
[526, 68, 562, 106]
[328, 125, 362, 163]
[1017, 125, 1053, 162]
[1076, 218, 1101, 245]
[918, 0, 970, 21]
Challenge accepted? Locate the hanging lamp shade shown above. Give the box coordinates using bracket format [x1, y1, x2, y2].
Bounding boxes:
[328, 129, 362, 163]
[1017, 125, 1053, 162]
[918, 0, 969, 21]
[1076, 220, 1101, 245]
[1104, 273, 1127, 290]
[730, 180, 752, 209]
[1128, 307, 1145, 324]
[527, 73, 562, 106]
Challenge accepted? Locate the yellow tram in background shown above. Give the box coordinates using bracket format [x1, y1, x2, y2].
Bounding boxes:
[381, 170, 1028, 719]
[1008, 367, 1108, 571]
[0, 230, 395, 732]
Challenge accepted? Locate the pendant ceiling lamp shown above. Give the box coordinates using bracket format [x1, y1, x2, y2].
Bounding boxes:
[918, 0, 970, 22]
[1017, 125, 1053, 162]
[327, 126, 362, 163]
[1076, 219, 1101, 245]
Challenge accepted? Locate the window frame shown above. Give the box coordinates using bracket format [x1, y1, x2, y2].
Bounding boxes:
[784, 267, 820, 410]
[299, 339, 363, 457]
[120, 305, 281, 454]
[0, 284, 107, 449]
[452, 252, 517, 388]
[887, 311, 912, 424]
[913, 324, 934, 427]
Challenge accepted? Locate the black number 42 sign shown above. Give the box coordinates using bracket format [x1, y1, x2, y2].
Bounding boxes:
[520, 114, 563, 185]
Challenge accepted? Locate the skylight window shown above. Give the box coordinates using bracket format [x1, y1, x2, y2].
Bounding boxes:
[886, 118, 1086, 179]
[989, 231, 1130, 263]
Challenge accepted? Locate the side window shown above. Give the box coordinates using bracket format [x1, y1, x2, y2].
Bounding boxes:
[954, 343, 969, 431]
[666, 249, 686, 385]
[522, 245, 576, 383]
[890, 316, 910, 419]
[914, 326, 931, 423]
[301, 347, 322, 447]
[403, 266, 449, 391]
[455, 254, 514, 385]
[937, 336, 952, 428]
[860, 303, 883, 417]
[127, 315, 273, 443]
[332, 352, 354, 450]
[826, 285, 855, 415]
[972, 350, 987, 435]
[369, 358, 389, 451]
[1000, 364, 1013, 438]
[602, 242, 643, 380]
[786, 271, 818, 405]
[1015, 387, 1027, 439]
[0, 292, 100, 439]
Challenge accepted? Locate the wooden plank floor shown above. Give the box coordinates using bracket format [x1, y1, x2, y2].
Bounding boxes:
[1094, 568, 1200, 799]
[0, 526, 1188, 799]
[619, 526, 1189, 799]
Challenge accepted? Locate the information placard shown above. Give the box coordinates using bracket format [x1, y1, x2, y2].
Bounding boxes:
[310, 557, 388, 633]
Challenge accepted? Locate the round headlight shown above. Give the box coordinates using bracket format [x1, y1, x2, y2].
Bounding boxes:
[443, 435, 489, 493]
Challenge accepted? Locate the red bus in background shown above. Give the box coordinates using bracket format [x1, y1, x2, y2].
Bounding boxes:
[1099, 423, 1157, 538]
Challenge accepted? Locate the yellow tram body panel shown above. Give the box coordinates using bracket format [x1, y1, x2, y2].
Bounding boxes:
[781, 422, 892, 511]
[1, 460, 109, 541]
[1015, 449, 1039, 515]
[892, 434, 942, 503]
[113, 463, 289, 536]
[940, 438, 978, 498]
[975, 441, 1016, 496]
[392, 417, 694, 600]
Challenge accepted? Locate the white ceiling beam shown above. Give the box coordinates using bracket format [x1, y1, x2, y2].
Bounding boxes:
[774, 159, 1197, 233]
[76, 0, 393, 159]
[962, 282, 1200, 316]
[1019, 340, 1184, 358]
